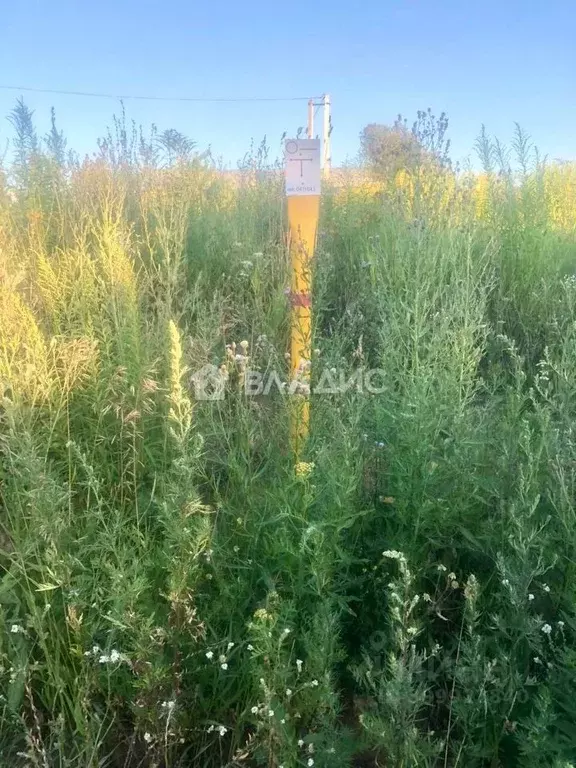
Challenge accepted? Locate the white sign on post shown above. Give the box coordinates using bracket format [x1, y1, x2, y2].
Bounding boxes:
[285, 139, 321, 196]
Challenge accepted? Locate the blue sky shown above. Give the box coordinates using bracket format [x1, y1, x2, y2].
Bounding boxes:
[0, 0, 574, 168]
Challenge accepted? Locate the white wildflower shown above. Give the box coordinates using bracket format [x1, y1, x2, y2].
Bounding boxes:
[227, 642, 235, 651]
[207, 725, 214, 733]
[543, 584, 551, 593]
[10, 625, 23, 634]
[308, 759, 315, 767]
[286, 688, 292, 696]
[311, 679, 319, 687]
[217, 725, 227, 737]
[541, 623, 552, 635]
[250, 706, 259, 715]
[144, 732, 152, 743]
[221, 662, 228, 670]
[298, 739, 305, 747]
[501, 579, 510, 587]
[110, 649, 121, 663]
[296, 659, 303, 673]
[247, 644, 254, 651]
[528, 594, 535, 601]
[268, 709, 275, 717]
[382, 550, 403, 560]
[558, 620, 565, 628]
[206, 651, 214, 660]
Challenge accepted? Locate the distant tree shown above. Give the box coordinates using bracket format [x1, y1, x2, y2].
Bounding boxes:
[45, 107, 67, 167]
[360, 108, 451, 177]
[155, 129, 196, 166]
[360, 122, 423, 178]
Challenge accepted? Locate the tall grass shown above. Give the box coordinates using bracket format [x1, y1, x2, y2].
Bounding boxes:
[1, 114, 576, 767]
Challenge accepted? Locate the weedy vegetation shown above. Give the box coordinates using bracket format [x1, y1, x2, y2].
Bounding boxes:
[1, 101, 576, 767]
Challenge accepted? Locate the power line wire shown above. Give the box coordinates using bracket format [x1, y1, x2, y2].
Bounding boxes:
[0, 84, 321, 103]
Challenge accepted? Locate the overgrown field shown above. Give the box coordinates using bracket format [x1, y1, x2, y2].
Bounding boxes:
[2, 125, 576, 768]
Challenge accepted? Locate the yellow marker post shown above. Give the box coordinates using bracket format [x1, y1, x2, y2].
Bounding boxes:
[285, 139, 321, 455]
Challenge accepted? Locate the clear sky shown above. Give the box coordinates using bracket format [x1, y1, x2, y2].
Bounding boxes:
[0, 0, 574, 168]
